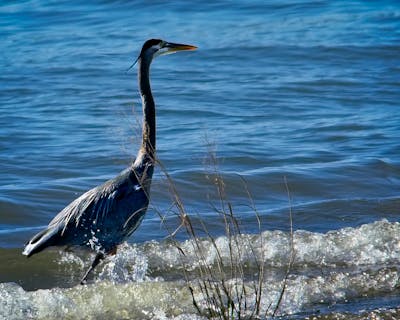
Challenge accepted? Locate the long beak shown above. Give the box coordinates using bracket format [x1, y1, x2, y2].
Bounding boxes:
[164, 42, 198, 54]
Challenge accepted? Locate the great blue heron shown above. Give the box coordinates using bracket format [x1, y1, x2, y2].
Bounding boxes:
[23, 39, 197, 284]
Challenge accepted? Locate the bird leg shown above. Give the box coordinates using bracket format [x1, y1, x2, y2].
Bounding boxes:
[108, 246, 118, 256]
[80, 252, 105, 285]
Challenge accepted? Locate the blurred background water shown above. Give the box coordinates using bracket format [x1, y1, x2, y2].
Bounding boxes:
[0, 0, 400, 318]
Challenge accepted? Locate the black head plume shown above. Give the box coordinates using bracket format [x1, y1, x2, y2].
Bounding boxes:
[126, 39, 163, 73]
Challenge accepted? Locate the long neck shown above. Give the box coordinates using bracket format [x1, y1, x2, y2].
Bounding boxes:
[137, 56, 156, 161]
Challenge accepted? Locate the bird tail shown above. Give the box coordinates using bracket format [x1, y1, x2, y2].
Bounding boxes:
[22, 227, 59, 257]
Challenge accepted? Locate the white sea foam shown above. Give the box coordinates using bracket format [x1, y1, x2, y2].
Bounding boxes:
[1, 266, 400, 319]
[2, 220, 400, 319]
[0, 281, 197, 320]
[97, 243, 150, 283]
[144, 219, 400, 271]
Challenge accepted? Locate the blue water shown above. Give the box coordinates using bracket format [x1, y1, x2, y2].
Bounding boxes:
[1, 1, 400, 316]
[1, 0, 399, 244]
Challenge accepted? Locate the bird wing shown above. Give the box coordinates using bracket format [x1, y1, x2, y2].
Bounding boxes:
[47, 182, 116, 235]
[47, 161, 153, 241]
[48, 171, 145, 235]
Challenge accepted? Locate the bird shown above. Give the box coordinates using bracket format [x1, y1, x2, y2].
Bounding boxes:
[22, 39, 197, 284]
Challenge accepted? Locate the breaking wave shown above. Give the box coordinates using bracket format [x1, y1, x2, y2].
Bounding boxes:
[1, 220, 400, 319]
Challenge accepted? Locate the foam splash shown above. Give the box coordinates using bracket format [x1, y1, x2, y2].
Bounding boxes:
[97, 243, 149, 283]
[0, 281, 198, 320]
[56, 243, 150, 284]
[2, 220, 400, 319]
[268, 267, 400, 316]
[2, 266, 400, 319]
[53, 220, 400, 279]
[144, 219, 400, 271]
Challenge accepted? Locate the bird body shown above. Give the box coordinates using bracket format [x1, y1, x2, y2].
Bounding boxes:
[23, 39, 196, 283]
[23, 155, 153, 257]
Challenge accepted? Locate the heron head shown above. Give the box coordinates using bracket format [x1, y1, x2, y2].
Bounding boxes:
[128, 39, 197, 71]
[140, 39, 197, 59]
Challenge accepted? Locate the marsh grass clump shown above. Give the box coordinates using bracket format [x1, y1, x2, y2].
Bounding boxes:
[155, 154, 295, 319]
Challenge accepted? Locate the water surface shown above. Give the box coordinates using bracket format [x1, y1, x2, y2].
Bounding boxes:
[1, 0, 399, 318]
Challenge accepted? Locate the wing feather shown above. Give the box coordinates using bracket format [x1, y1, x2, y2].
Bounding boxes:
[48, 181, 121, 235]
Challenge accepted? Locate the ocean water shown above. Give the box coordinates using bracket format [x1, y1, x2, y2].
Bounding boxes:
[1, 0, 400, 319]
